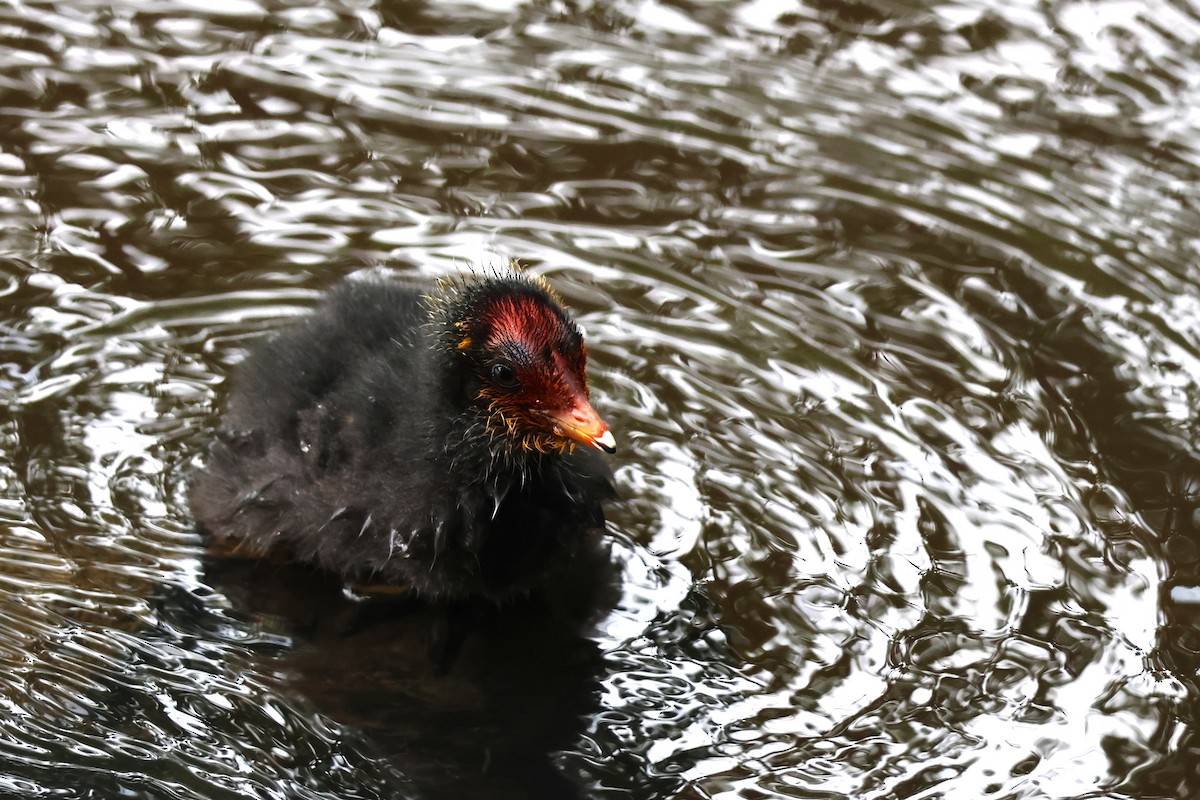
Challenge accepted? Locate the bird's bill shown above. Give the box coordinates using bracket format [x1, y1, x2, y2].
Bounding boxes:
[544, 400, 616, 454]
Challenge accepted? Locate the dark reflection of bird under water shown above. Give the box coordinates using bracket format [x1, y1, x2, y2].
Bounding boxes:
[204, 536, 620, 800]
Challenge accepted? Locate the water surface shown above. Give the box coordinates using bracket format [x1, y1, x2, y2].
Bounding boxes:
[1, 0, 1199, 797]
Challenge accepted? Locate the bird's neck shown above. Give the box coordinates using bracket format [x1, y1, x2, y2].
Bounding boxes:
[442, 409, 551, 488]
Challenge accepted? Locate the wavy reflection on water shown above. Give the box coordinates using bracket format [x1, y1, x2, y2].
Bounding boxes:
[0, 0, 1198, 797]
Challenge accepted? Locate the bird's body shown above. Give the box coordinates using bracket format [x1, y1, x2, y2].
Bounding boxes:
[188, 270, 615, 602]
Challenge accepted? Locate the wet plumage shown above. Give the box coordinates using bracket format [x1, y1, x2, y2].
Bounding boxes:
[188, 269, 616, 601]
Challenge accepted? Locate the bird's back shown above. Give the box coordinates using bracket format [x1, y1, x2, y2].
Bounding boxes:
[189, 275, 439, 563]
[221, 276, 431, 440]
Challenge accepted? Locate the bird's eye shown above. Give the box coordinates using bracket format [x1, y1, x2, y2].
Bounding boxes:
[490, 362, 521, 389]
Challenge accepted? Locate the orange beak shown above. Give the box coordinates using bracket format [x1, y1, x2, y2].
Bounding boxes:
[543, 398, 616, 453]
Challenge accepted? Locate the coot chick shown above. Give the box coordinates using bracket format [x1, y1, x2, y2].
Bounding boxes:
[189, 268, 616, 602]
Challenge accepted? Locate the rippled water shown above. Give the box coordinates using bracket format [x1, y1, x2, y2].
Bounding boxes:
[2, 0, 1199, 797]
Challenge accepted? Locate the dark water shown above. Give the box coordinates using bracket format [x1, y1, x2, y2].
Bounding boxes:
[1, 0, 1199, 797]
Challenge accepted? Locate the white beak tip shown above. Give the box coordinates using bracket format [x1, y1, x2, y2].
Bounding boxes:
[592, 429, 616, 454]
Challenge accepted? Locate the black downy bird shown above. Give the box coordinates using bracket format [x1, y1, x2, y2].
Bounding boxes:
[189, 267, 616, 602]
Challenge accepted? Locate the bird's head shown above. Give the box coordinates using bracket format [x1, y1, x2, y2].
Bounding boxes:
[433, 271, 615, 456]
